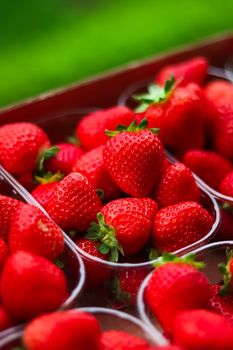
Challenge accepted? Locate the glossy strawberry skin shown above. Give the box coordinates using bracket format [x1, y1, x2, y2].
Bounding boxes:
[77, 106, 135, 150]
[155, 163, 200, 208]
[0, 239, 8, 270]
[31, 182, 58, 208]
[73, 145, 121, 201]
[210, 284, 233, 325]
[101, 198, 157, 255]
[153, 201, 213, 252]
[103, 130, 165, 197]
[205, 80, 233, 104]
[150, 347, 183, 350]
[219, 171, 233, 197]
[144, 83, 205, 154]
[173, 309, 233, 350]
[145, 262, 211, 334]
[0, 195, 23, 241]
[9, 204, 64, 260]
[76, 238, 111, 288]
[0, 122, 50, 176]
[183, 150, 232, 189]
[46, 172, 102, 232]
[45, 143, 84, 175]
[156, 57, 208, 87]
[23, 311, 101, 350]
[1, 251, 68, 320]
[99, 330, 149, 350]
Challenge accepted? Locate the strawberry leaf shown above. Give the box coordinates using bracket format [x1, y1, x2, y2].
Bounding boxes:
[155, 252, 205, 269]
[96, 188, 105, 199]
[37, 146, 60, 173]
[67, 135, 80, 146]
[218, 249, 233, 296]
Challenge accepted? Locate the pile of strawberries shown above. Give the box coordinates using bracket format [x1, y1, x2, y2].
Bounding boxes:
[145, 250, 233, 350]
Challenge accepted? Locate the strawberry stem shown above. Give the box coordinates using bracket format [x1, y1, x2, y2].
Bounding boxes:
[105, 118, 160, 137]
[154, 252, 205, 269]
[35, 171, 64, 184]
[37, 146, 60, 174]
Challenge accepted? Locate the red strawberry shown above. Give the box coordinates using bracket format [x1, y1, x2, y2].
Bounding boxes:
[150, 347, 183, 350]
[44, 143, 84, 175]
[46, 172, 102, 232]
[172, 309, 233, 350]
[23, 310, 101, 350]
[73, 145, 121, 201]
[76, 238, 111, 288]
[152, 201, 213, 252]
[183, 150, 232, 189]
[0, 122, 50, 176]
[99, 330, 149, 350]
[1, 251, 68, 320]
[17, 172, 36, 191]
[0, 195, 23, 241]
[145, 253, 210, 334]
[103, 119, 165, 197]
[134, 80, 205, 154]
[219, 171, 233, 197]
[156, 57, 208, 86]
[205, 80, 233, 104]
[9, 204, 64, 260]
[31, 181, 58, 208]
[0, 304, 15, 331]
[87, 198, 157, 260]
[210, 284, 233, 325]
[0, 239, 8, 270]
[155, 163, 200, 208]
[77, 106, 135, 150]
[218, 249, 233, 296]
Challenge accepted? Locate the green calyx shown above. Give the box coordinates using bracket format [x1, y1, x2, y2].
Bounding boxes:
[105, 118, 160, 138]
[67, 135, 80, 146]
[35, 171, 64, 184]
[85, 212, 124, 262]
[112, 276, 130, 304]
[218, 248, 233, 296]
[222, 202, 233, 214]
[37, 146, 60, 174]
[133, 75, 175, 113]
[154, 252, 205, 270]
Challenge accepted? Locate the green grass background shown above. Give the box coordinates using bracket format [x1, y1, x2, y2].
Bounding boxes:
[1, 0, 233, 108]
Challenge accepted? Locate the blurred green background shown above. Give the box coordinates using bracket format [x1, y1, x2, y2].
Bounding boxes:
[1, 0, 233, 108]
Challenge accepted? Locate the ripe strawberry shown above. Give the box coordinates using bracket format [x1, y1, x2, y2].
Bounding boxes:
[150, 347, 183, 350]
[31, 181, 58, 208]
[17, 172, 36, 191]
[0, 304, 15, 331]
[155, 163, 200, 208]
[0, 122, 50, 176]
[205, 80, 233, 104]
[219, 171, 233, 197]
[76, 238, 111, 288]
[99, 330, 149, 350]
[77, 106, 135, 150]
[0, 239, 8, 270]
[0, 195, 23, 241]
[23, 310, 101, 350]
[46, 172, 102, 232]
[218, 249, 233, 296]
[183, 150, 232, 189]
[44, 143, 84, 175]
[73, 145, 121, 201]
[156, 57, 208, 86]
[172, 309, 233, 350]
[87, 198, 157, 260]
[1, 251, 68, 320]
[103, 119, 165, 197]
[145, 253, 210, 334]
[134, 80, 205, 154]
[152, 201, 213, 252]
[9, 204, 64, 260]
[210, 284, 233, 325]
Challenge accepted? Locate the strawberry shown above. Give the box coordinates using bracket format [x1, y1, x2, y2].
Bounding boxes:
[210, 284, 233, 325]
[0, 122, 50, 176]
[205, 80, 233, 104]
[87, 197, 157, 261]
[16, 172, 36, 191]
[103, 119, 165, 197]
[149, 347, 183, 350]
[99, 330, 149, 350]
[156, 56, 208, 86]
[8, 204, 64, 260]
[77, 106, 135, 150]
[133, 80, 205, 154]
[219, 171, 233, 197]
[152, 201, 213, 252]
[23, 310, 101, 350]
[145, 253, 210, 334]
[183, 150, 232, 189]
[73, 145, 121, 201]
[218, 249, 233, 296]
[75, 238, 111, 288]
[31, 181, 58, 208]
[0, 195, 23, 241]
[44, 143, 84, 175]
[155, 163, 200, 208]
[0, 239, 8, 270]
[46, 172, 102, 232]
[1, 251, 68, 320]
[172, 309, 233, 350]
[0, 304, 15, 331]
